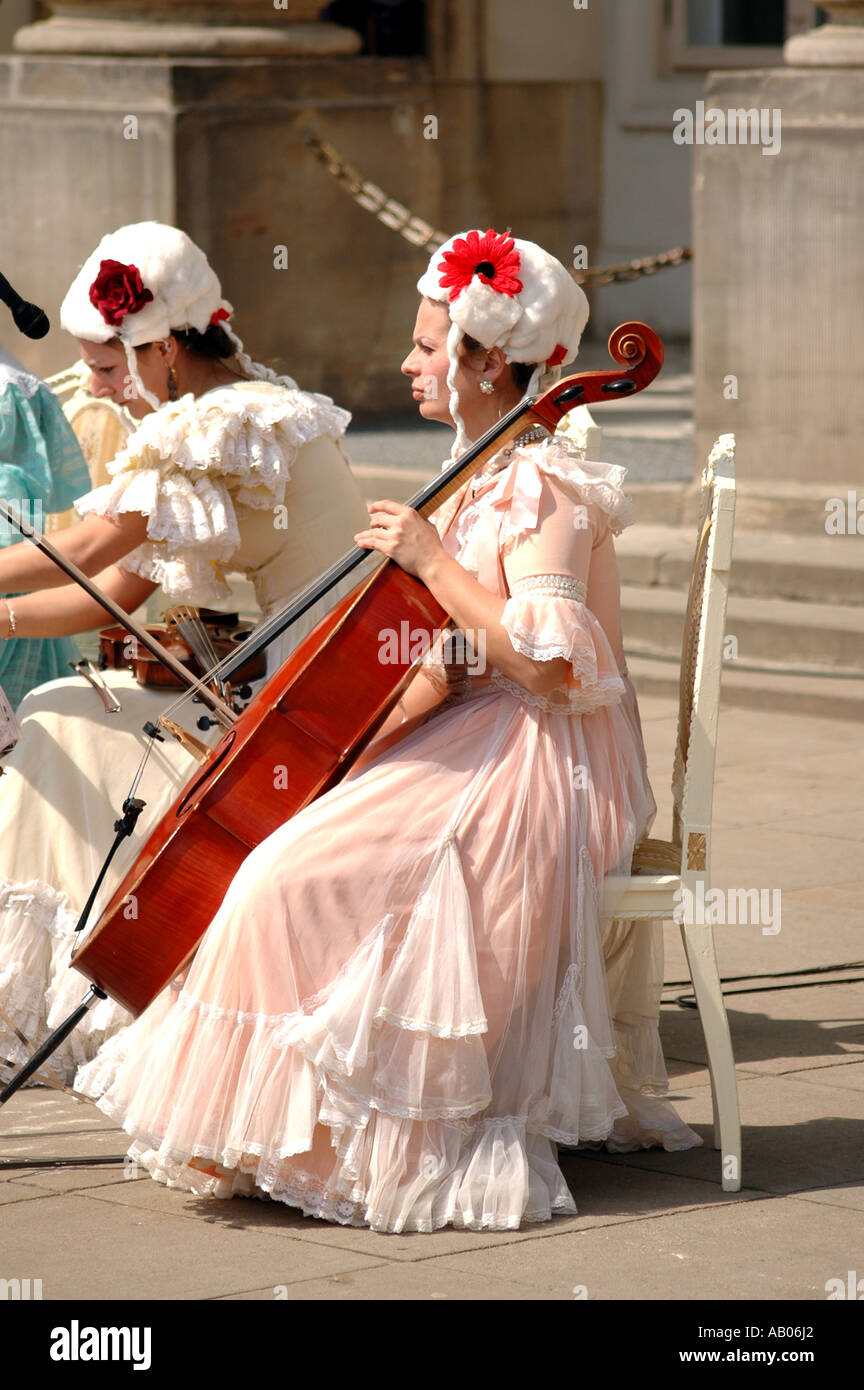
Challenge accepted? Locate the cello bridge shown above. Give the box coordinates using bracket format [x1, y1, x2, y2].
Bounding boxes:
[159, 717, 211, 764]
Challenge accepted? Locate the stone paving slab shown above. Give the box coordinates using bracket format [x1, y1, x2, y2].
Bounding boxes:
[711, 754, 864, 826]
[426, 1193, 861, 1302]
[640, 699, 861, 767]
[4, 1164, 135, 1193]
[702, 826, 858, 897]
[594, 1069, 864, 1197]
[217, 1263, 551, 1301]
[658, 985, 864, 1076]
[0, 1180, 45, 1207]
[793, 1062, 864, 1093]
[793, 1183, 864, 1214]
[0, 1189, 387, 1302]
[272, 1159, 751, 1266]
[1, 691, 861, 1302]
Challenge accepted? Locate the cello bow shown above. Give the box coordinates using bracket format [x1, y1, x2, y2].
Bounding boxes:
[70, 321, 663, 1016]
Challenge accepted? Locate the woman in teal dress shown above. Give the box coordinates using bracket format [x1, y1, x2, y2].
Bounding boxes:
[0, 350, 90, 709]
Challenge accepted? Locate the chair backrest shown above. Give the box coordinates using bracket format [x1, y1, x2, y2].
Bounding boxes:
[670, 435, 736, 869]
[553, 403, 604, 461]
[45, 362, 134, 532]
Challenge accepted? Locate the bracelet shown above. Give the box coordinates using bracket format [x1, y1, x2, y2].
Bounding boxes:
[1, 599, 16, 640]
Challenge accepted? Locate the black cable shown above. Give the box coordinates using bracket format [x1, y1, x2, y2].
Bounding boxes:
[0, 1155, 127, 1170]
[664, 959, 864, 989]
[665, 960, 864, 1009]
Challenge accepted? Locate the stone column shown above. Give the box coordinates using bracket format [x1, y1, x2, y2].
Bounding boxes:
[784, 0, 864, 65]
[692, 0, 864, 503]
[13, 1, 359, 56]
[1, 1, 604, 415]
[0, 2, 454, 411]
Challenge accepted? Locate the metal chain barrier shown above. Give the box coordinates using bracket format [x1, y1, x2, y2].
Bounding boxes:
[575, 244, 692, 288]
[302, 128, 692, 288]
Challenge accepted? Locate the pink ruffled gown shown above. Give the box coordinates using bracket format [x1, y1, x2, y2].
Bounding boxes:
[94, 434, 701, 1232]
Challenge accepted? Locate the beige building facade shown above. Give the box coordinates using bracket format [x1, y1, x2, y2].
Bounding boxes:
[0, 1, 832, 421]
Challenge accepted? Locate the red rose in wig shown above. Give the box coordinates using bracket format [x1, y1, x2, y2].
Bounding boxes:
[437, 229, 523, 302]
[89, 259, 154, 328]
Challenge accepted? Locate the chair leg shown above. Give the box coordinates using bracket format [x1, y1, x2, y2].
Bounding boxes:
[679, 920, 742, 1191]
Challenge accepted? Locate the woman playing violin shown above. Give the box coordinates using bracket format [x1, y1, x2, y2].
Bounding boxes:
[0, 222, 368, 1086]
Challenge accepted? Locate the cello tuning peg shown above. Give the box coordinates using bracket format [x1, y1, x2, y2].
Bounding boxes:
[196, 716, 220, 731]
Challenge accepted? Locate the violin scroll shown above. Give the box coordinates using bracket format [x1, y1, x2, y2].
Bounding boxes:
[608, 323, 653, 370]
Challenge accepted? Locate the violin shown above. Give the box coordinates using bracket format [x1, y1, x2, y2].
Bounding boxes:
[68, 323, 666, 1017]
[98, 608, 266, 692]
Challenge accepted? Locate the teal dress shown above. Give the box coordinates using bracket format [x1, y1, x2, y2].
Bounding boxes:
[0, 354, 91, 710]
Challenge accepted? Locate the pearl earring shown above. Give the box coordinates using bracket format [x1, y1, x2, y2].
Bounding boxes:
[479, 379, 495, 395]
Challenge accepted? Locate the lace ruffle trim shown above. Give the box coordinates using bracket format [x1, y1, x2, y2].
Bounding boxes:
[491, 669, 626, 715]
[0, 355, 43, 400]
[524, 436, 636, 535]
[170, 989, 488, 1044]
[102, 382, 350, 487]
[494, 581, 627, 714]
[509, 572, 588, 603]
[116, 1124, 581, 1232]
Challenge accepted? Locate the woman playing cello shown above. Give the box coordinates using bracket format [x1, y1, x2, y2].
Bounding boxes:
[92, 229, 701, 1231]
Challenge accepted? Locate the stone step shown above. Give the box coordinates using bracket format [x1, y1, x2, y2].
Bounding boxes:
[351, 463, 862, 539]
[351, 461, 433, 503]
[622, 584, 864, 672]
[627, 480, 863, 536]
[627, 652, 864, 724]
[616, 524, 864, 606]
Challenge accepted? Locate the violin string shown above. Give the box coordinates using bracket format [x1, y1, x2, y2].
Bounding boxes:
[184, 609, 222, 673]
[175, 612, 225, 696]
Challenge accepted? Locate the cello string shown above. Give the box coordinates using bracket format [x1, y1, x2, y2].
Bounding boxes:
[127, 736, 156, 801]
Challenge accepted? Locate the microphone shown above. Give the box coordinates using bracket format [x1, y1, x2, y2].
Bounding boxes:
[0, 270, 50, 339]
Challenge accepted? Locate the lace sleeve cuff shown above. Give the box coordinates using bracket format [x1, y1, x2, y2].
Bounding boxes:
[75, 466, 240, 604]
[498, 573, 626, 714]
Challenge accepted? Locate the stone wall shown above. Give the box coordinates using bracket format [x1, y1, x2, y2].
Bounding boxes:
[692, 65, 863, 484]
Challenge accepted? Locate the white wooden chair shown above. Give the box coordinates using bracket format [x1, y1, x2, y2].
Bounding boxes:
[603, 433, 741, 1191]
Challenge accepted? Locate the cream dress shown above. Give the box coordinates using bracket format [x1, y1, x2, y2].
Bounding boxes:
[94, 432, 701, 1233]
[0, 379, 369, 1085]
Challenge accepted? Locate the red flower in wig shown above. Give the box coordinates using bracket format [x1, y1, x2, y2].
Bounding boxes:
[437, 229, 523, 302]
[89, 259, 153, 328]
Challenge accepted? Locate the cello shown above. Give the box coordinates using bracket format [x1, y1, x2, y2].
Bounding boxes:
[0, 321, 663, 1100]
